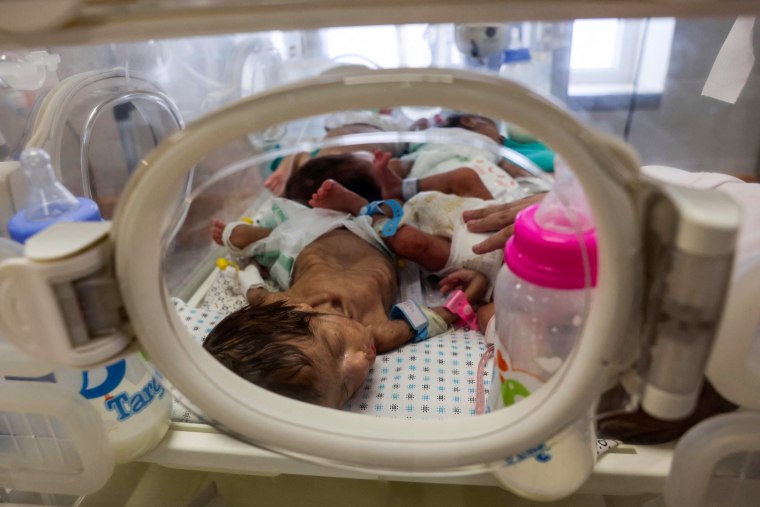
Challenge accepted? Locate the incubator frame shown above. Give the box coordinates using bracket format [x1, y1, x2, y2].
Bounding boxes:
[113, 68, 642, 473]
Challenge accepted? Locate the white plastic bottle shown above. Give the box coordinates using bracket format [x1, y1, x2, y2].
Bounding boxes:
[488, 162, 599, 500]
[54, 355, 170, 463]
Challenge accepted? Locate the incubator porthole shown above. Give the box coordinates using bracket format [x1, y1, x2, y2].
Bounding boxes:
[154, 96, 599, 439]
[111, 66, 640, 475]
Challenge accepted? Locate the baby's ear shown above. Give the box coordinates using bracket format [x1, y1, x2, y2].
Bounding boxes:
[291, 303, 313, 312]
[460, 116, 476, 129]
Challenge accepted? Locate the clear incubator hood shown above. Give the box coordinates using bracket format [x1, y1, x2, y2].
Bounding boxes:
[0, 2, 758, 505]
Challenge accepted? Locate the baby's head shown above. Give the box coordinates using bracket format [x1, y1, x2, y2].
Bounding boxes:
[284, 152, 381, 206]
[443, 113, 501, 143]
[203, 299, 376, 408]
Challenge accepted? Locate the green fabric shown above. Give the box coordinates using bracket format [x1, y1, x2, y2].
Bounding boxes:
[503, 137, 555, 173]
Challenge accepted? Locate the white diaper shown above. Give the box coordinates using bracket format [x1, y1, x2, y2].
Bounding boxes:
[403, 191, 503, 296]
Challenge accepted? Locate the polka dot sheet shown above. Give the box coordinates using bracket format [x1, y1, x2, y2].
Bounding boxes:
[344, 327, 491, 419]
[171, 297, 225, 344]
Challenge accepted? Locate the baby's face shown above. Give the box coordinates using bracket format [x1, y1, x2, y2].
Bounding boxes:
[305, 313, 377, 408]
[463, 115, 500, 143]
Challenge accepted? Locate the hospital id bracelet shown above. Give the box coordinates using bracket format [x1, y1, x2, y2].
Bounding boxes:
[390, 300, 430, 343]
[401, 178, 419, 201]
[221, 218, 253, 254]
[443, 290, 480, 331]
[359, 199, 404, 237]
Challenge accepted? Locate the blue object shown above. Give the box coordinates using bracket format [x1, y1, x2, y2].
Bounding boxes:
[502, 48, 531, 63]
[359, 199, 404, 238]
[7, 148, 102, 243]
[79, 359, 127, 399]
[390, 300, 430, 343]
[8, 197, 102, 243]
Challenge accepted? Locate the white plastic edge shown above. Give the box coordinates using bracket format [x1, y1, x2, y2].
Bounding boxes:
[0, 0, 81, 34]
[664, 411, 760, 507]
[706, 252, 760, 410]
[0, 343, 57, 377]
[113, 68, 642, 472]
[641, 382, 700, 422]
[0, 1, 758, 49]
[661, 184, 740, 256]
[0, 381, 114, 495]
[0, 223, 132, 367]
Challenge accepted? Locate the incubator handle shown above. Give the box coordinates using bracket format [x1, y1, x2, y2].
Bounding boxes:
[0, 381, 114, 495]
[706, 252, 760, 410]
[0, 221, 132, 368]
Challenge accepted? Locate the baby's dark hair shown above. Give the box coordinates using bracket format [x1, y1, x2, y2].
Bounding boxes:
[202, 300, 321, 404]
[284, 153, 381, 205]
[442, 113, 495, 129]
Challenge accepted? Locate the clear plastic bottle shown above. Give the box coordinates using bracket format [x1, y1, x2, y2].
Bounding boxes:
[488, 161, 598, 500]
[3, 148, 171, 462]
[7, 148, 102, 243]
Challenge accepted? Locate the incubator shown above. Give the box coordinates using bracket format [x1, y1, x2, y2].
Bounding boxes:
[0, 2, 758, 506]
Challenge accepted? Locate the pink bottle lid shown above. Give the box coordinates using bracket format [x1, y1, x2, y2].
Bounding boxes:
[504, 204, 598, 290]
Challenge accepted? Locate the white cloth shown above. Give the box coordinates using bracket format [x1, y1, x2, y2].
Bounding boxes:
[403, 128, 533, 203]
[403, 191, 503, 296]
[324, 110, 411, 132]
[241, 198, 391, 289]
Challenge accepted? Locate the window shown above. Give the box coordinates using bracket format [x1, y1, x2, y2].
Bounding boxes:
[568, 18, 675, 98]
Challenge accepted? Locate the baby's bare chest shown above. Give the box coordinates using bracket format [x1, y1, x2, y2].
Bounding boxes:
[290, 231, 397, 315]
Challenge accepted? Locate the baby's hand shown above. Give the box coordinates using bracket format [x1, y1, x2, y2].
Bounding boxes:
[439, 268, 489, 304]
[211, 219, 226, 246]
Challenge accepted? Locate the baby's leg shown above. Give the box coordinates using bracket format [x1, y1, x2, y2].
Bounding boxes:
[372, 150, 417, 200]
[309, 179, 451, 272]
[384, 226, 451, 272]
[211, 219, 271, 250]
[309, 179, 369, 215]
[419, 168, 493, 200]
[309, 180, 451, 271]
[374, 151, 494, 201]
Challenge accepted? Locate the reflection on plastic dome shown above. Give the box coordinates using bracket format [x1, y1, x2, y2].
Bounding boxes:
[162, 108, 598, 423]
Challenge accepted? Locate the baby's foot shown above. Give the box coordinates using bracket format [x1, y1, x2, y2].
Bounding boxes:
[264, 160, 294, 196]
[211, 219, 226, 245]
[372, 150, 403, 200]
[309, 179, 368, 215]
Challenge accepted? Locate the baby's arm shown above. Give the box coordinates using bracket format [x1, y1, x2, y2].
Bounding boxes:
[369, 303, 465, 353]
[370, 320, 416, 353]
[371, 268, 490, 352]
[211, 220, 272, 250]
[438, 268, 490, 303]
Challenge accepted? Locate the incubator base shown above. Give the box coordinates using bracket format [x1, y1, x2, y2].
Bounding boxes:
[135, 422, 674, 497]
[67, 459, 669, 507]
[597, 381, 738, 445]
